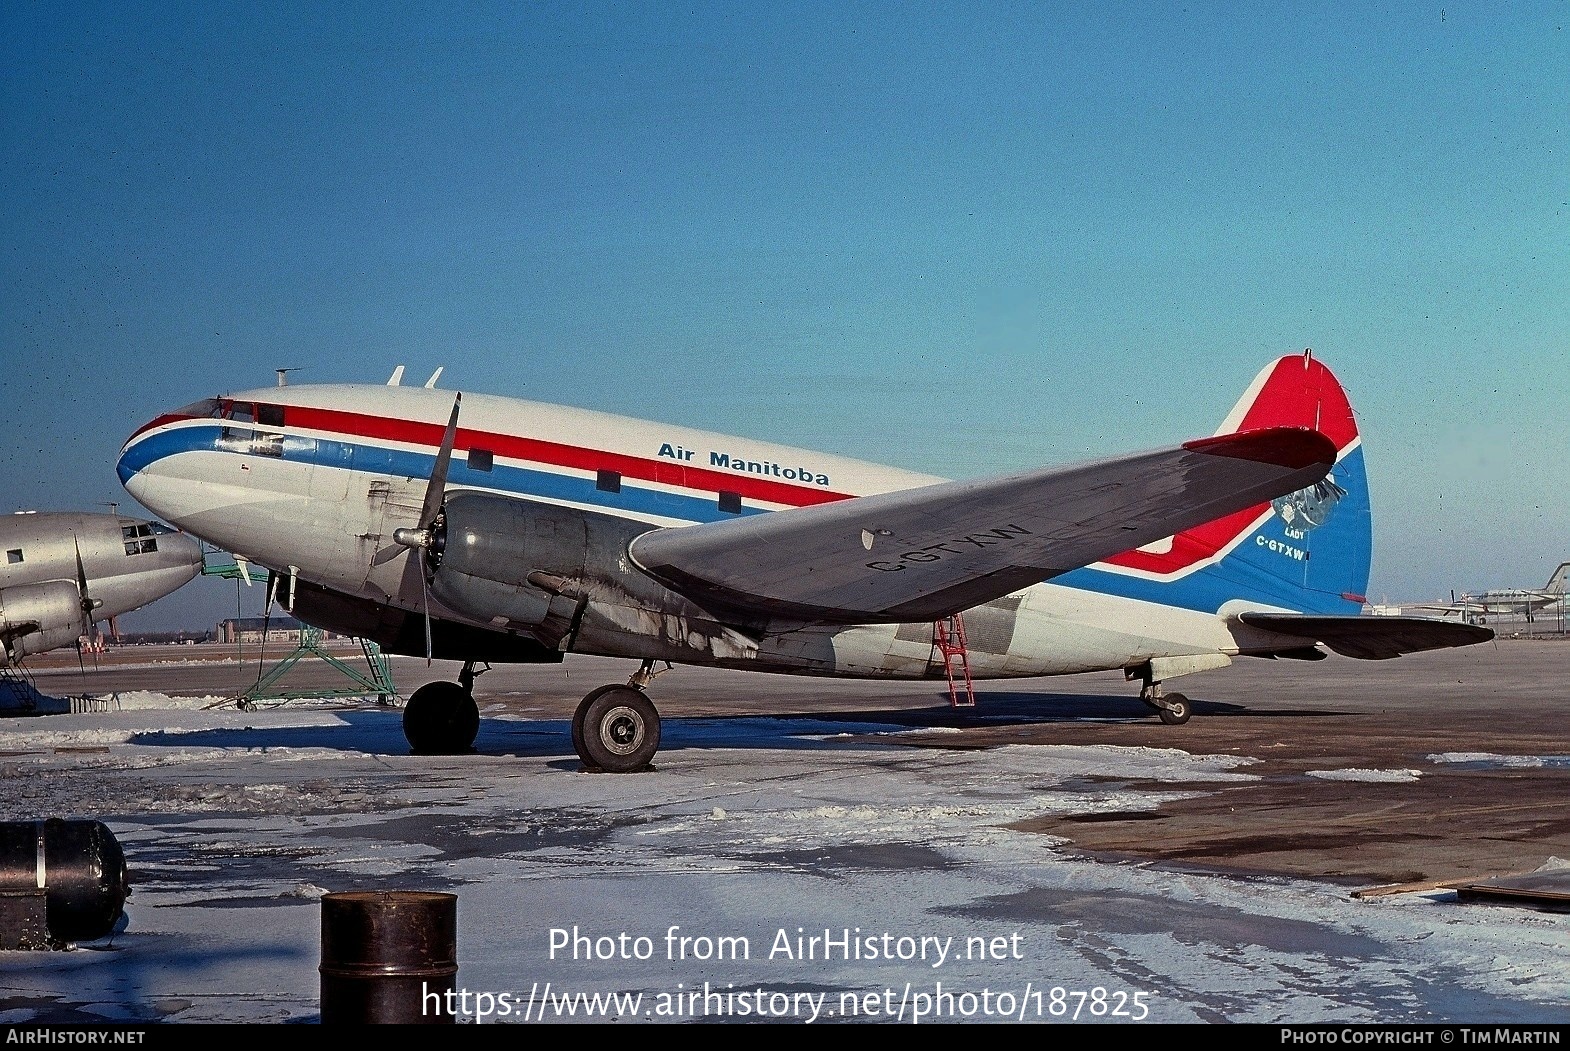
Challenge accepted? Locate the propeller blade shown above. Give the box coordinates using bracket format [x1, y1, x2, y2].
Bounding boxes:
[423, 574, 433, 665]
[73, 538, 97, 619]
[370, 543, 405, 567]
[418, 393, 462, 531]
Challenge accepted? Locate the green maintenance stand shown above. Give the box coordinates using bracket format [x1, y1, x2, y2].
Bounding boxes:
[238, 625, 397, 711]
[200, 550, 397, 710]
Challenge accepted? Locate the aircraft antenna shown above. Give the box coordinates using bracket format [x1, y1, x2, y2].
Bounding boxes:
[275, 368, 302, 387]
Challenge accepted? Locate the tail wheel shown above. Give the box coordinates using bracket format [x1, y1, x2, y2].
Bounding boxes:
[403, 681, 480, 754]
[1157, 692, 1192, 726]
[574, 686, 660, 773]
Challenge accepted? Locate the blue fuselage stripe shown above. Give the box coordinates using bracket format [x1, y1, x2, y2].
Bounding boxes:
[120, 425, 768, 524]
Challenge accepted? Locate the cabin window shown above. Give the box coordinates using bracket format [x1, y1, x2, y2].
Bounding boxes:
[257, 403, 285, 427]
[5, 549, 21, 564]
[597, 469, 621, 493]
[718, 491, 742, 514]
[467, 448, 494, 472]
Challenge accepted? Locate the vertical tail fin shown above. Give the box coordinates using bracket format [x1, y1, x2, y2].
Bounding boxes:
[1084, 350, 1372, 615]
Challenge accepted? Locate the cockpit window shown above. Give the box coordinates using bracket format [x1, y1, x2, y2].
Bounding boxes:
[122, 523, 160, 555]
[213, 400, 286, 457]
[174, 398, 223, 418]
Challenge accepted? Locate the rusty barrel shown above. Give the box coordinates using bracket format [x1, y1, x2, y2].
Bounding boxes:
[319, 890, 458, 1023]
[0, 819, 130, 949]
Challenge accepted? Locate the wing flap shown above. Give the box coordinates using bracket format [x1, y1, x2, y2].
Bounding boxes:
[1238, 612, 1495, 660]
[629, 427, 1337, 624]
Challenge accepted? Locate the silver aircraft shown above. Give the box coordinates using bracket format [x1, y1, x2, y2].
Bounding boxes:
[0, 511, 203, 662]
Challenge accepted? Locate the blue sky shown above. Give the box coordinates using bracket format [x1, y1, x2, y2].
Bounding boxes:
[3, 3, 1566, 631]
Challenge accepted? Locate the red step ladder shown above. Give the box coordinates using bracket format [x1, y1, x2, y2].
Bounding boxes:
[934, 615, 976, 708]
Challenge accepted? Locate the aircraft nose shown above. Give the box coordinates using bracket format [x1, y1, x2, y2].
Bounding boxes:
[117, 414, 184, 523]
[168, 528, 204, 576]
[117, 423, 155, 489]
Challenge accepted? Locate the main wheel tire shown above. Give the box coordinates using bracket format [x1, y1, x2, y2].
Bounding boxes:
[1157, 692, 1192, 726]
[572, 684, 623, 763]
[403, 681, 480, 755]
[575, 686, 660, 772]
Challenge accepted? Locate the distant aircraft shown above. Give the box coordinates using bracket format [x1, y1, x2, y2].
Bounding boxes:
[1380, 563, 1570, 624]
[1457, 563, 1569, 622]
[0, 511, 203, 663]
[117, 350, 1490, 769]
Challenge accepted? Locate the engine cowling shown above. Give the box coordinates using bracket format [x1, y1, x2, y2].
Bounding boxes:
[0, 580, 90, 661]
[427, 493, 663, 646]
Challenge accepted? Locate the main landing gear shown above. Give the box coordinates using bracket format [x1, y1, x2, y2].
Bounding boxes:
[1131, 665, 1193, 726]
[403, 660, 485, 755]
[571, 660, 666, 773]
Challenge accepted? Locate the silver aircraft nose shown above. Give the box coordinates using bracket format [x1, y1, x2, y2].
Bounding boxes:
[164, 528, 205, 579]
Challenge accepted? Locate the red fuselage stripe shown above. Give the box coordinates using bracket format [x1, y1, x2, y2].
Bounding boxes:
[139, 405, 855, 509]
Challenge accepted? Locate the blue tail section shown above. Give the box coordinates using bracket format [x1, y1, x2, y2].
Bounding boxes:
[1059, 351, 1373, 615]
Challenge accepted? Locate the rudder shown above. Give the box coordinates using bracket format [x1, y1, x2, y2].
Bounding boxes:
[1208, 350, 1371, 613]
[1086, 350, 1372, 615]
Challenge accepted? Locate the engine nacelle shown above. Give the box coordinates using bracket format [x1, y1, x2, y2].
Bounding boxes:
[0, 580, 90, 661]
[429, 493, 668, 647]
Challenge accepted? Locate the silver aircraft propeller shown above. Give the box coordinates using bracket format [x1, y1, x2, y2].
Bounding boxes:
[73, 538, 102, 624]
[387, 392, 462, 663]
[73, 537, 102, 672]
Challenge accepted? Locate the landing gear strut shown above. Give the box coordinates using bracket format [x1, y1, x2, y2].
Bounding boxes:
[571, 660, 665, 772]
[1131, 665, 1192, 726]
[403, 660, 485, 754]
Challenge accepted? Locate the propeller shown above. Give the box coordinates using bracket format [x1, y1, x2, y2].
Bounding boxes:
[387, 393, 462, 663]
[73, 538, 102, 627]
[73, 537, 103, 675]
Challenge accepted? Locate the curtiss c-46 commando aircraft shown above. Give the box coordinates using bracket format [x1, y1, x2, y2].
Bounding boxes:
[1, 510, 202, 665]
[116, 351, 1490, 770]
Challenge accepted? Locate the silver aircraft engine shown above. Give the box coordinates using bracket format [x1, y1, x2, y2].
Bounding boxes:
[0, 582, 90, 662]
[424, 493, 669, 650]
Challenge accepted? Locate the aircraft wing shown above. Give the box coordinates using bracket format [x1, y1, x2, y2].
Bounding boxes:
[629, 427, 1337, 624]
[1237, 612, 1494, 660]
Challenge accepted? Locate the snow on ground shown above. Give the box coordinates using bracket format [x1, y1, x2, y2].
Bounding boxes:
[1305, 768, 1423, 783]
[0, 695, 1566, 1024]
[1430, 752, 1570, 770]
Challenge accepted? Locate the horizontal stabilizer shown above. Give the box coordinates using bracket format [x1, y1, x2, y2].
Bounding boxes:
[630, 427, 1336, 624]
[1238, 612, 1494, 660]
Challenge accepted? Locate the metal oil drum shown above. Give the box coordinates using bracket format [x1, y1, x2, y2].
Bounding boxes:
[319, 890, 458, 1023]
[0, 819, 130, 949]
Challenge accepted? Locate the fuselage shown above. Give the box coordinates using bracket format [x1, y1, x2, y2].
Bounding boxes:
[117, 383, 1316, 681]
